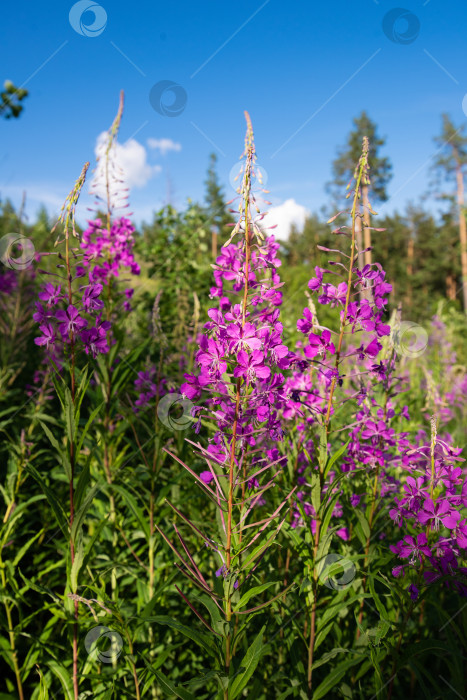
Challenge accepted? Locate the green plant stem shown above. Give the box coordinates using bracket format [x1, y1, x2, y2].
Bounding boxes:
[65, 232, 79, 700]
[306, 148, 367, 696]
[224, 165, 252, 699]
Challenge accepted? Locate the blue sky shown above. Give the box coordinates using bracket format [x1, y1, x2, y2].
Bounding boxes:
[1, 0, 467, 237]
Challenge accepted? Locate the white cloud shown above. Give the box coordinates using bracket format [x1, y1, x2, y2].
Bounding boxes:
[265, 198, 309, 240]
[147, 138, 182, 155]
[91, 132, 161, 199]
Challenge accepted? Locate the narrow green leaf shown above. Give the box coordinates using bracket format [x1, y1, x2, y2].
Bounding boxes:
[18, 570, 60, 602]
[323, 439, 350, 479]
[312, 655, 363, 699]
[368, 576, 389, 620]
[39, 421, 71, 480]
[12, 529, 44, 568]
[70, 538, 84, 593]
[47, 661, 73, 700]
[76, 402, 104, 455]
[148, 615, 219, 659]
[112, 484, 150, 538]
[63, 386, 76, 444]
[310, 473, 321, 515]
[70, 483, 101, 542]
[312, 647, 356, 671]
[233, 581, 278, 612]
[36, 666, 49, 700]
[355, 509, 370, 540]
[230, 625, 267, 699]
[82, 515, 110, 572]
[73, 457, 92, 512]
[141, 660, 196, 700]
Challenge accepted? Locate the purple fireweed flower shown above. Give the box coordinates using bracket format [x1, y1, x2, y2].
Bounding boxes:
[197, 338, 228, 378]
[33, 302, 52, 324]
[390, 532, 432, 564]
[308, 266, 326, 292]
[233, 350, 271, 382]
[200, 470, 215, 485]
[297, 308, 313, 334]
[304, 330, 336, 360]
[55, 305, 88, 339]
[361, 420, 395, 445]
[81, 326, 109, 358]
[38, 283, 63, 306]
[82, 283, 104, 313]
[34, 323, 57, 350]
[357, 337, 382, 360]
[417, 498, 461, 531]
[226, 322, 262, 354]
[327, 282, 348, 308]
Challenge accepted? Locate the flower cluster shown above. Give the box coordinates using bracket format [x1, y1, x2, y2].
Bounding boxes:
[182, 234, 291, 482]
[80, 216, 140, 310]
[134, 364, 166, 411]
[33, 281, 110, 359]
[390, 428, 467, 597]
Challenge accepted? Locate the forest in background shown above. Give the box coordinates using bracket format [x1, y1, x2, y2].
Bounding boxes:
[2, 110, 467, 336]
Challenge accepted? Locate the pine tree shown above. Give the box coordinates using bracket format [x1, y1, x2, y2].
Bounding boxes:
[432, 114, 467, 313]
[329, 112, 392, 270]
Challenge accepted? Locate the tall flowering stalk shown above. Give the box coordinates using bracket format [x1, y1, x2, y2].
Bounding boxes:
[81, 93, 142, 620]
[157, 113, 294, 698]
[279, 138, 394, 694]
[32, 162, 110, 699]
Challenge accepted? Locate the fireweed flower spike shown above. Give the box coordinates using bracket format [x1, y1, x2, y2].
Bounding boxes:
[33, 162, 101, 700]
[390, 416, 467, 596]
[280, 138, 397, 694]
[33, 163, 112, 364]
[160, 113, 295, 695]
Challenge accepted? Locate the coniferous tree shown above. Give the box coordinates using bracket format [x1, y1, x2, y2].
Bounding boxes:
[203, 153, 234, 257]
[431, 114, 467, 313]
[329, 112, 392, 270]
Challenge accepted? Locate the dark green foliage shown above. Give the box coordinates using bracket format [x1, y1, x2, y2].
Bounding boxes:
[0, 80, 28, 119]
